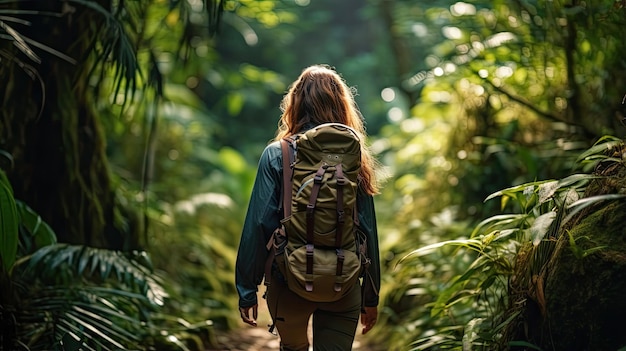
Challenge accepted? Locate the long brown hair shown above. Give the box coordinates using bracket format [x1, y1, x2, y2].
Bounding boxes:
[274, 64, 380, 195]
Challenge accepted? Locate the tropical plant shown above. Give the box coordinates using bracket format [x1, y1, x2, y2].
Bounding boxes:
[1, 0, 224, 245]
[370, 0, 626, 347]
[12, 245, 169, 350]
[382, 136, 625, 350]
[1, 1, 229, 348]
[0, 169, 195, 350]
[501, 136, 626, 350]
[373, 0, 626, 240]
[99, 65, 259, 331]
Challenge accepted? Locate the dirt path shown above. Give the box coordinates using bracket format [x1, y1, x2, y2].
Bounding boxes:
[210, 323, 382, 351]
[209, 292, 384, 350]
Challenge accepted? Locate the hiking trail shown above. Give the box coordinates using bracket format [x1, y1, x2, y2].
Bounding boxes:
[210, 322, 383, 351]
[208, 292, 384, 350]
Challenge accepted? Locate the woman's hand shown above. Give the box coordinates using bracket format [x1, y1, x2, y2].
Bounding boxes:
[239, 304, 258, 326]
[361, 306, 378, 334]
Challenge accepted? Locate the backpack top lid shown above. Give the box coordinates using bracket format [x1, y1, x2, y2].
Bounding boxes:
[299, 123, 360, 142]
[295, 123, 361, 166]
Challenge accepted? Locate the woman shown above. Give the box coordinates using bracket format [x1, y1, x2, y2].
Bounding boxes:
[235, 64, 381, 350]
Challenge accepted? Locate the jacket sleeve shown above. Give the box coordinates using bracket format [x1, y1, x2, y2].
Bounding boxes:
[235, 142, 282, 308]
[358, 189, 381, 307]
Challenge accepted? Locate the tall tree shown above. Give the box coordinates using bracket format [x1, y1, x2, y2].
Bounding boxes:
[0, 0, 223, 249]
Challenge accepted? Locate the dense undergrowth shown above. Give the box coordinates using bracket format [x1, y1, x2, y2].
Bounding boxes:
[374, 136, 626, 350]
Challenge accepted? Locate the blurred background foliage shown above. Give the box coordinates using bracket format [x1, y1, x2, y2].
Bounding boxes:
[1, 0, 626, 350]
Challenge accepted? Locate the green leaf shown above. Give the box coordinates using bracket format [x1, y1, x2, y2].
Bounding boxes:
[226, 91, 244, 115]
[462, 318, 485, 350]
[492, 310, 521, 333]
[218, 147, 247, 174]
[16, 201, 57, 248]
[398, 238, 483, 264]
[575, 137, 621, 163]
[567, 231, 583, 259]
[508, 340, 544, 350]
[581, 245, 607, 258]
[0, 170, 18, 271]
[563, 194, 626, 225]
[530, 211, 556, 246]
[484, 180, 552, 202]
[537, 181, 558, 204]
[470, 214, 526, 238]
[485, 175, 595, 205]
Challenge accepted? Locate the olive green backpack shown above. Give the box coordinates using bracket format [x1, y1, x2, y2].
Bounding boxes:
[265, 123, 367, 302]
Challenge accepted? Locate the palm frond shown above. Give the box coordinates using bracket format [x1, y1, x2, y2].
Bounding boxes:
[0, 6, 78, 64]
[68, 0, 142, 105]
[206, 0, 224, 36]
[18, 244, 167, 306]
[10, 244, 171, 350]
[19, 285, 149, 350]
[0, 18, 39, 62]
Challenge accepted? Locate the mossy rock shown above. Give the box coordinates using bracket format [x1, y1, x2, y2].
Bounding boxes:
[539, 201, 626, 350]
[503, 144, 626, 351]
[508, 200, 626, 350]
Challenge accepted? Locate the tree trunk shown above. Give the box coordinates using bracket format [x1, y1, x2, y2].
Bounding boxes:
[0, 1, 137, 250]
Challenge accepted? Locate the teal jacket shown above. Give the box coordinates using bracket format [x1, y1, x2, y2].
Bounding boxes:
[235, 140, 381, 308]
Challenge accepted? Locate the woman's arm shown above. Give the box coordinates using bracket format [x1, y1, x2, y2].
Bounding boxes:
[235, 142, 282, 308]
[357, 189, 381, 307]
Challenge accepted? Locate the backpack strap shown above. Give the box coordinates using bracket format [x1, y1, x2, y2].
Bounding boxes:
[304, 165, 326, 292]
[334, 164, 346, 292]
[353, 183, 360, 227]
[281, 138, 294, 218]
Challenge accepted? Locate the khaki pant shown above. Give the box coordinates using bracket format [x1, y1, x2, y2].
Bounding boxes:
[266, 273, 361, 351]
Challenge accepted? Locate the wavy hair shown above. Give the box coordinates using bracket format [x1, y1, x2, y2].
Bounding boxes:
[274, 64, 380, 195]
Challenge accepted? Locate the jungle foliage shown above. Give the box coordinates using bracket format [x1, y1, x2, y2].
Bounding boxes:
[1, 0, 626, 350]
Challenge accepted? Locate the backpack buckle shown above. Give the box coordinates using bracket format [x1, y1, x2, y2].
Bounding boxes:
[314, 174, 323, 184]
[336, 176, 347, 186]
[336, 248, 345, 260]
[337, 209, 345, 223]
